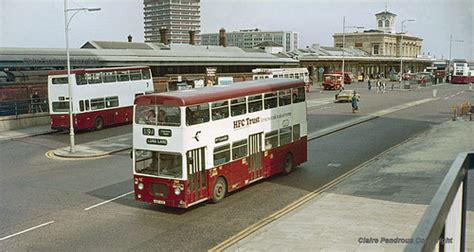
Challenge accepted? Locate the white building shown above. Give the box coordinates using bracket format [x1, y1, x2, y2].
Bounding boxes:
[201, 28, 298, 52]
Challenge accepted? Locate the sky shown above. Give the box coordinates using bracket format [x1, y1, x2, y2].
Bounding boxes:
[0, 0, 472, 60]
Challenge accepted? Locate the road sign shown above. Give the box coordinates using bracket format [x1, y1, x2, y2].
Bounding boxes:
[319, 67, 324, 73]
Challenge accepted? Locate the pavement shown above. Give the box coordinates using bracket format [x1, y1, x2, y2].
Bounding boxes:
[216, 120, 474, 252]
[0, 124, 52, 142]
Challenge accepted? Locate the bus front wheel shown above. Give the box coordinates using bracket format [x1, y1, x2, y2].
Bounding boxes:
[94, 116, 104, 130]
[283, 153, 294, 174]
[211, 177, 227, 203]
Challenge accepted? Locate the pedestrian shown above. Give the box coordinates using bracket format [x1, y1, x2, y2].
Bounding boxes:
[31, 91, 43, 113]
[382, 80, 386, 93]
[367, 77, 372, 91]
[376, 80, 381, 93]
[351, 91, 358, 113]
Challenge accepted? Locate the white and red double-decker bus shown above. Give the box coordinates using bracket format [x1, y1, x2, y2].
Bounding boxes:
[132, 78, 307, 208]
[451, 60, 470, 84]
[48, 66, 154, 130]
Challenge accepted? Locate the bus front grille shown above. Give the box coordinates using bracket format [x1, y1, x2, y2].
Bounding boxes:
[150, 183, 168, 197]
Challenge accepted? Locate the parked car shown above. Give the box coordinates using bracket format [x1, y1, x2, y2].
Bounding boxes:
[331, 71, 355, 84]
[335, 90, 361, 103]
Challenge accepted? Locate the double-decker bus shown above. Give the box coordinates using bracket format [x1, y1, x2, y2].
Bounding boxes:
[48, 66, 154, 130]
[451, 60, 470, 84]
[252, 68, 309, 85]
[132, 78, 307, 208]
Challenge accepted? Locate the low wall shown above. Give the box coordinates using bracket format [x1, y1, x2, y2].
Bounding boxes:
[0, 113, 50, 131]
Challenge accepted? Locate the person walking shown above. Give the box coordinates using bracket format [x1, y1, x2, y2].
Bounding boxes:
[31, 91, 43, 113]
[351, 91, 358, 113]
[367, 77, 372, 91]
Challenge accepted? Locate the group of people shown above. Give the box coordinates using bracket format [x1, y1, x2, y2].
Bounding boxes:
[366, 74, 387, 93]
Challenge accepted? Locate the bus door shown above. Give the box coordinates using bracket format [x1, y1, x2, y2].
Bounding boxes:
[248, 132, 263, 181]
[186, 147, 207, 202]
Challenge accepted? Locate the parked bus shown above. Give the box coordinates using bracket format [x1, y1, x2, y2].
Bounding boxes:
[48, 66, 154, 130]
[330, 71, 355, 84]
[132, 78, 308, 208]
[451, 60, 470, 84]
[252, 68, 309, 85]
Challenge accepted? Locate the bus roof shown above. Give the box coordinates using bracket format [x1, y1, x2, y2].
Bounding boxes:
[135, 78, 304, 106]
[48, 66, 150, 76]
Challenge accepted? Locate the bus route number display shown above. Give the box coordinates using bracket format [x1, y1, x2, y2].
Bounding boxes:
[142, 128, 155, 136]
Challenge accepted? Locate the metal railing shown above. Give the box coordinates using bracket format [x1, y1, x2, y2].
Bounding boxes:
[405, 152, 473, 252]
[0, 97, 49, 117]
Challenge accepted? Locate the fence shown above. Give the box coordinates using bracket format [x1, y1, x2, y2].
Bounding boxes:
[405, 152, 473, 252]
[0, 97, 49, 117]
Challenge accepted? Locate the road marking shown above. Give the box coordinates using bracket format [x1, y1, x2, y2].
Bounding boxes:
[0, 221, 54, 241]
[84, 191, 134, 211]
[450, 95, 455, 98]
[327, 163, 342, 167]
[209, 134, 421, 251]
[443, 97, 450, 100]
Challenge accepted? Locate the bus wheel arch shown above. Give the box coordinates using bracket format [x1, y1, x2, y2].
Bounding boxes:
[211, 176, 227, 204]
[283, 152, 295, 174]
[94, 116, 104, 130]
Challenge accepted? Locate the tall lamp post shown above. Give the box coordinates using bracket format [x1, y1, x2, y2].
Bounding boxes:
[64, 0, 100, 153]
[341, 16, 364, 87]
[448, 34, 464, 61]
[399, 19, 415, 82]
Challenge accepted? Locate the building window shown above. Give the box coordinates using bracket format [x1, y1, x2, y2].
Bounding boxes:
[373, 44, 379, 55]
[355, 42, 363, 48]
[385, 20, 390, 27]
[378, 20, 383, 27]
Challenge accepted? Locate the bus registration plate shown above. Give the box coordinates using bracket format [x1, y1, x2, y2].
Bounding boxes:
[153, 199, 165, 205]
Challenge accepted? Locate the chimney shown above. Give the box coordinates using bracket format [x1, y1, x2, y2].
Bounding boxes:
[219, 28, 226, 47]
[128, 34, 133, 42]
[159, 28, 168, 45]
[189, 30, 196, 45]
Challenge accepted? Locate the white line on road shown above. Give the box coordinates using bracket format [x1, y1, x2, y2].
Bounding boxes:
[84, 191, 134, 211]
[0, 221, 54, 241]
[443, 97, 450, 100]
[450, 95, 455, 98]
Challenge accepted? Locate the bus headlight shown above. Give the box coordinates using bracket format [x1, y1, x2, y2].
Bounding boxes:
[138, 183, 144, 190]
[174, 187, 181, 195]
[134, 178, 139, 185]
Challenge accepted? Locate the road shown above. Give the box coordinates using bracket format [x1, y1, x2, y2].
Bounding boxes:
[0, 83, 472, 250]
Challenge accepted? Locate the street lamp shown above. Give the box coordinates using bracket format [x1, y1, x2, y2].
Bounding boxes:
[399, 19, 415, 82]
[341, 16, 364, 87]
[448, 34, 464, 61]
[64, 0, 100, 153]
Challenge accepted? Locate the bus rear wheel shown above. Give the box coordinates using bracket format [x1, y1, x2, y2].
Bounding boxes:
[283, 153, 294, 174]
[94, 116, 104, 131]
[211, 177, 227, 204]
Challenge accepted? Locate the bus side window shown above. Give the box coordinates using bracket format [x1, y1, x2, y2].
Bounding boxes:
[86, 73, 103, 84]
[293, 124, 300, 141]
[103, 72, 117, 83]
[292, 87, 305, 103]
[264, 130, 278, 150]
[75, 74, 87, 85]
[90, 98, 105, 110]
[85, 100, 90, 111]
[117, 71, 130, 82]
[211, 101, 229, 121]
[232, 139, 248, 160]
[106, 96, 119, 108]
[264, 92, 277, 109]
[231, 97, 246, 116]
[279, 127, 292, 145]
[186, 103, 209, 126]
[142, 69, 151, 80]
[79, 100, 84, 112]
[130, 70, 142, 81]
[278, 89, 291, 106]
[248, 94, 262, 113]
[213, 144, 230, 166]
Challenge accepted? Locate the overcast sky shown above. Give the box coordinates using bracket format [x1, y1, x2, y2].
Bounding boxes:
[0, 0, 472, 60]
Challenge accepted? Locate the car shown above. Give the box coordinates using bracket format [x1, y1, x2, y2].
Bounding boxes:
[335, 90, 361, 103]
[322, 74, 344, 90]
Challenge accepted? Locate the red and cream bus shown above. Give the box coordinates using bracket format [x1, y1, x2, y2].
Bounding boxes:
[132, 78, 307, 208]
[48, 66, 154, 130]
[450, 60, 470, 84]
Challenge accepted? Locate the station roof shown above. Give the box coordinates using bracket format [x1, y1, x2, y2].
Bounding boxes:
[0, 41, 297, 68]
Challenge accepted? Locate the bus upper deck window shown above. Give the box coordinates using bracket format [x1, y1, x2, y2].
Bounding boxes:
[278, 89, 291, 106]
[264, 92, 277, 109]
[248, 95, 262, 113]
[142, 69, 151, 79]
[186, 104, 210, 126]
[211, 101, 229, 121]
[76, 74, 87, 85]
[52, 77, 68, 85]
[293, 87, 305, 103]
[231, 97, 246, 116]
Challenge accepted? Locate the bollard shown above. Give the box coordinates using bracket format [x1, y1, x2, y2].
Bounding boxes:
[433, 89, 437, 97]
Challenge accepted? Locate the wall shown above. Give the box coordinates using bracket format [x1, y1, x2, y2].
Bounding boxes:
[0, 113, 50, 131]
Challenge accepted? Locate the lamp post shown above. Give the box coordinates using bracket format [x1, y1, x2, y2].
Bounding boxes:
[448, 34, 464, 61]
[341, 16, 364, 87]
[64, 0, 100, 153]
[399, 19, 415, 82]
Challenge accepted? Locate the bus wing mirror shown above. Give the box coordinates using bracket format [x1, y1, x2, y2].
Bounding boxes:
[130, 150, 133, 159]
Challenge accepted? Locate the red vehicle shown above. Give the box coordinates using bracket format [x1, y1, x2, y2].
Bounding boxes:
[322, 74, 344, 90]
[48, 66, 154, 130]
[451, 60, 470, 84]
[132, 78, 308, 208]
[331, 71, 354, 84]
